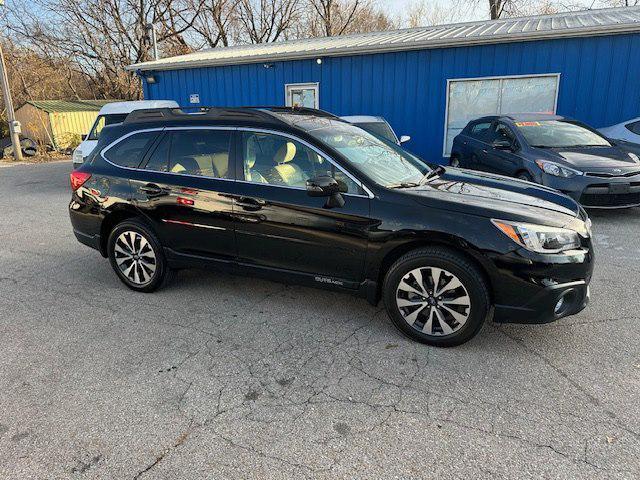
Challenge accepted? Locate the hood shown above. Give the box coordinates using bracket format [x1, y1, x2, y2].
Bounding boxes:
[539, 146, 640, 173]
[400, 168, 581, 225]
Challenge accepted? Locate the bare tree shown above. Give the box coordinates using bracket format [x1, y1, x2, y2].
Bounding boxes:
[236, 0, 302, 43]
[307, 0, 363, 36]
[405, 0, 461, 27]
[190, 0, 242, 48]
[4, 0, 207, 99]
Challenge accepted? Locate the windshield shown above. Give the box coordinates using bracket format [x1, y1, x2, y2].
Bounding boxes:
[307, 120, 429, 187]
[87, 114, 128, 140]
[355, 121, 397, 143]
[516, 120, 611, 148]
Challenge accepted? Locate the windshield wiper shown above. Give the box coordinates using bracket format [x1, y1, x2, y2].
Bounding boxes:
[419, 165, 446, 185]
[387, 181, 419, 189]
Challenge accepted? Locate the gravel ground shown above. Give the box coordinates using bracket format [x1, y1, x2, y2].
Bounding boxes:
[0, 161, 638, 479]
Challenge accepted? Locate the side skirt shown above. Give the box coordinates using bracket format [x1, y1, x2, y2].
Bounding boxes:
[164, 248, 377, 300]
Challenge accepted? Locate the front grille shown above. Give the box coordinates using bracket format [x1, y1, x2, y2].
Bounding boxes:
[580, 192, 640, 207]
[585, 171, 640, 178]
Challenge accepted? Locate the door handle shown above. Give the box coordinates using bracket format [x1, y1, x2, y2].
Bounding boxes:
[139, 183, 169, 196]
[236, 196, 264, 211]
[482, 149, 488, 154]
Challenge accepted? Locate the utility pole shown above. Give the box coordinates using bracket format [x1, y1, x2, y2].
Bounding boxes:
[0, 9, 23, 162]
[145, 23, 159, 61]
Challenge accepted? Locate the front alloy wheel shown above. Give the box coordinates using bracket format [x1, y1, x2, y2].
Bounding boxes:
[396, 267, 471, 336]
[383, 247, 489, 347]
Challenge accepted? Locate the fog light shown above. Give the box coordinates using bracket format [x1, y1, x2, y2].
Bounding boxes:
[554, 296, 566, 315]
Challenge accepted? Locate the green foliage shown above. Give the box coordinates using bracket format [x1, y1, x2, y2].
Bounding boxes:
[55, 131, 82, 150]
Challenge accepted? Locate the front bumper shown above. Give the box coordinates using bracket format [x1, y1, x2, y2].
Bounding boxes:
[493, 280, 589, 324]
[542, 172, 640, 208]
[485, 244, 593, 325]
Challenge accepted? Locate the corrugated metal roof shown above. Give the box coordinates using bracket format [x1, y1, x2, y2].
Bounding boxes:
[129, 6, 640, 72]
[25, 99, 122, 113]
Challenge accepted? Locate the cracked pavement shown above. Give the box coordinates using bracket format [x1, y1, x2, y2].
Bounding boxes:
[0, 161, 638, 479]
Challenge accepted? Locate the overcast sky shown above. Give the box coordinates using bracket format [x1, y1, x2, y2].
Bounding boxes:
[385, 0, 611, 24]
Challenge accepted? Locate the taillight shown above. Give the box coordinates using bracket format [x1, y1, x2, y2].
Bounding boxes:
[70, 171, 91, 191]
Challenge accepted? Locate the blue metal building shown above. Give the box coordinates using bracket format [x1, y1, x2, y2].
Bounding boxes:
[129, 7, 640, 163]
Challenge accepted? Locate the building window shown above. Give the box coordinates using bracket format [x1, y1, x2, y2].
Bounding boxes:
[285, 83, 319, 109]
[443, 74, 560, 156]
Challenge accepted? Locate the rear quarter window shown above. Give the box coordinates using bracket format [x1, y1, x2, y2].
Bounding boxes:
[103, 131, 159, 168]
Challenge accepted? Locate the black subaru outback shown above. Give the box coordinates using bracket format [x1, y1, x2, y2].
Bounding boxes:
[69, 107, 594, 347]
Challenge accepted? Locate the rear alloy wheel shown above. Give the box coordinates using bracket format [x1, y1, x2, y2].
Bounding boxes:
[383, 247, 489, 347]
[107, 220, 170, 292]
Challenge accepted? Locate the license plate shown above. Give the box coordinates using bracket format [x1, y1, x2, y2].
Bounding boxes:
[609, 183, 630, 194]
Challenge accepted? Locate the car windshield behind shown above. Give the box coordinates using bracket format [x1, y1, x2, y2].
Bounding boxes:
[354, 121, 397, 143]
[88, 113, 129, 140]
[306, 120, 429, 187]
[516, 120, 611, 148]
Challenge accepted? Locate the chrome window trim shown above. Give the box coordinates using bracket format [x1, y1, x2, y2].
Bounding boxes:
[99, 125, 374, 199]
[237, 127, 374, 199]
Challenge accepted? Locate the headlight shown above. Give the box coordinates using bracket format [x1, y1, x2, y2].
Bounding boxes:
[535, 160, 583, 178]
[492, 219, 581, 254]
[628, 152, 639, 163]
[72, 148, 84, 164]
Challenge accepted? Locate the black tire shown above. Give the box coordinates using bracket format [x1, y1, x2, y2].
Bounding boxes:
[516, 171, 534, 182]
[382, 247, 490, 347]
[107, 219, 172, 292]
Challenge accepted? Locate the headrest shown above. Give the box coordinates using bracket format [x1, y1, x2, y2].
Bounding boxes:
[274, 142, 296, 164]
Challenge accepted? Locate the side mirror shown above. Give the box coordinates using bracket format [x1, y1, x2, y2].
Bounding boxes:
[492, 139, 513, 151]
[306, 175, 347, 208]
[399, 135, 411, 144]
[81, 134, 87, 141]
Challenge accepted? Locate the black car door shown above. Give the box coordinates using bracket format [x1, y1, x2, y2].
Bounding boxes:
[231, 129, 371, 286]
[126, 127, 237, 261]
[462, 121, 492, 171]
[481, 122, 521, 176]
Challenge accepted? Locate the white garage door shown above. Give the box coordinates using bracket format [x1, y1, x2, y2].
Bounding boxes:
[444, 74, 560, 156]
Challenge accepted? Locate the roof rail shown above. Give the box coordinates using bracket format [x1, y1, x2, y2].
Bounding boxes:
[123, 107, 180, 123]
[122, 106, 280, 124]
[244, 105, 340, 119]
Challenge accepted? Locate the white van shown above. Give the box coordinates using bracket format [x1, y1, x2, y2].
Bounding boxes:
[72, 100, 179, 168]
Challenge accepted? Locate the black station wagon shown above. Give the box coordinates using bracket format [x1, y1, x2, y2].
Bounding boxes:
[69, 107, 594, 346]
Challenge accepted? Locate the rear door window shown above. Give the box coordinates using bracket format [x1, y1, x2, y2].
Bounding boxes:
[143, 134, 171, 172]
[167, 130, 232, 179]
[104, 131, 159, 168]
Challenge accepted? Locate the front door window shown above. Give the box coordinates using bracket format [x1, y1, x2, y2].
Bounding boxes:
[240, 131, 359, 194]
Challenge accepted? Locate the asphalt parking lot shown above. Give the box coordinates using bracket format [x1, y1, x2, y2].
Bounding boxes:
[1, 160, 639, 479]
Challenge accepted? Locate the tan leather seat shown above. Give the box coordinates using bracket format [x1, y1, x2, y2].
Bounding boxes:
[244, 136, 269, 183]
[267, 142, 307, 186]
[211, 153, 229, 178]
[170, 156, 200, 175]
